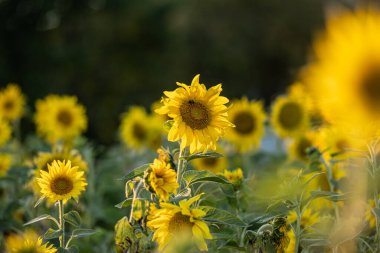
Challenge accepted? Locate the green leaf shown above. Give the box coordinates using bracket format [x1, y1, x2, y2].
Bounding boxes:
[44, 228, 62, 239]
[310, 191, 347, 202]
[164, 120, 174, 131]
[34, 196, 46, 208]
[24, 214, 59, 227]
[183, 170, 230, 186]
[71, 229, 97, 238]
[201, 206, 246, 227]
[63, 211, 81, 227]
[115, 198, 133, 209]
[119, 164, 150, 181]
[181, 151, 223, 161]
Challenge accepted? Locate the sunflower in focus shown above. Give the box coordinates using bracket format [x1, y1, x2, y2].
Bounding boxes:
[0, 154, 12, 177]
[225, 97, 266, 152]
[303, 8, 380, 147]
[145, 158, 178, 201]
[155, 74, 234, 153]
[5, 229, 57, 253]
[271, 95, 310, 138]
[0, 84, 26, 122]
[35, 95, 87, 144]
[147, 193, 212, 251]
[0, 119, 11, 147]
[192, 146, 227, 174]
[37, 160, 87, 203]
[120, 106, 163, 150]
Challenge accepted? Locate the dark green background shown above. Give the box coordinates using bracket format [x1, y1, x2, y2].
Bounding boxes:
[0, 0, 330, 144]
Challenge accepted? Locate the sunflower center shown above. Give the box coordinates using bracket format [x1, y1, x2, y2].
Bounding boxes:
[361, 67, 380, 111]
[202, 157, 218, 167]
[335, 139, 348, 152]
[296, 138, 312, 161]
[51, 176, 73, 195]
[233, 111, 255, 134]
[18, 248, 37, 253]
[180, 100, 210, 130]
[57, 109, 73, 127]
[278, 102, 303, 129]
[168, 212, 193, 233]
[132, 123, 147, 141]
[3, 100, 14, 111]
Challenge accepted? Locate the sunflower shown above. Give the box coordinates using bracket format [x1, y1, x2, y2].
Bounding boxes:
[288, 131, 316, 162]
[225, 97, 266, 152]
[283, 229, 295, 253]
[0, 154, 12, 177]
[0, 84, 26, 122]
[0, 118, 11, 147]
[145, 158, 178, 201]
[287, 208, 319, 230]
[37, 160, 87, 203]
[34, 95, 87, 144]
[222, 168, 244, 184]
[155, 74, 234, 154]
[147, 193, 212, 251]
[192, 146, 227, 174]
[5, 229, 57, 253]
[303, 8, 380, 146]
[34, 148, 87, 172]
[271, 95, 310, 138]
[365, 199, 377, 229]
[120, 106, 163, 150]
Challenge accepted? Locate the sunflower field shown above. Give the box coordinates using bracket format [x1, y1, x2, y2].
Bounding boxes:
[2, 2, 380, 253]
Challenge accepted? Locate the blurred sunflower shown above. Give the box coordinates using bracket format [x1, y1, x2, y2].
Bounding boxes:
[0, 84, 26, 122]
[0, 153, 12, 177]
[37, 160, 87, 203]
[120, 106, 163, 150]
[35, 95, 87, 144]
[225, 97, 266, 152]
[192, 146, 227, 174]
[145, 158, 178, 201]
[271, 95, 309, 138]
[155, 74, 234, 154]
[222, 168, 244, 184]
[283, 229, 295, 253]
[0, 119, 11, 147]
[303, 8, 380, 146]
[5, 229, 57, 253]
[288, 131, 316, 162]
[288, 208, 319, 230]
[365, 198, 377, 229]
[34, 148, 87, 172]
[147, 193, 212, 251]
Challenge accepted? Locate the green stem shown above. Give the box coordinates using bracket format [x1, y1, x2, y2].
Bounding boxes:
[129, 181, 143, 223]
[294, 207, 301, 253]
[58, 200, 65, 248]
[177, 147, 188, 187]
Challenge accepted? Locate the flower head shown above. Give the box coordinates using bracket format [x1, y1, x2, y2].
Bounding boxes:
[0, 118, 11, 147]
[37, 160, 87, 203]
[155, 74, 234, 153]
[222, 168, 244, 184]
[0, 154, 12, 177]
[0, 84, 26, 122]
[147, 194, 212, 251]
[5, 229, 57, 253]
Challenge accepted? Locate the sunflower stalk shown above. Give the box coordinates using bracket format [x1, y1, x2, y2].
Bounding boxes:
[58, 200, 65, 248]
[177, 147, 188, 188]
[129, 180, 143, 223]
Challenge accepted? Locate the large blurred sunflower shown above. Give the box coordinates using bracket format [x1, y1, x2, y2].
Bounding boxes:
[0, 154, 12, 177]
[303, 8, 380, 146]
[35, 95, 87, 144]
[5, 229, 57, 253]
[120, 106, 163, 150]
[0, 84, 26, 122]
[37, 160, 87, 203]
[155, 74, 234, 154]
[225, 97, 266, 152]
[271, 95, 309, 138]
[147, 193, 212, 251]
[0, 119, 11, 147]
